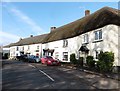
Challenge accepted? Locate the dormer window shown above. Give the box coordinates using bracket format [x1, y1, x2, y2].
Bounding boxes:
[63, 39, 68, 47]
[83, 34, 89, 44]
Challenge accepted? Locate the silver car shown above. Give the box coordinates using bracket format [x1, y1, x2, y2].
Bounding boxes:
[28, 55, 40, 63]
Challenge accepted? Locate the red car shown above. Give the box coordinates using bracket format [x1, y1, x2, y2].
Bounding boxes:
[41, 56, 60, 66]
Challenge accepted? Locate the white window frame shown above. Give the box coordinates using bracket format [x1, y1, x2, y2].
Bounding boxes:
[63, 52, 68, 61]
[16, 46, 19, 51]
[63, 39, 68, 47]
[28, 46, 30, 50]
[83, 34, 89, 44]
[94, 29, 102, 41]
[37, 45, 39, 50]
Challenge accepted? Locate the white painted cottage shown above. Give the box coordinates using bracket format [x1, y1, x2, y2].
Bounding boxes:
[42, 7, 120, 67]
[8, 34, 48, 59]
[6, 7, 120, 68]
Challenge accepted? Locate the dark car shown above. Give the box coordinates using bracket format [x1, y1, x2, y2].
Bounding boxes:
[17, 54, 28, 62]
[41, 56, 60, 66]
[28, 55, 40, 63]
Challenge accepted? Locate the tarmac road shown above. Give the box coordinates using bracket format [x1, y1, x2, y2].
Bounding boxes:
[2, 60, 120, 90]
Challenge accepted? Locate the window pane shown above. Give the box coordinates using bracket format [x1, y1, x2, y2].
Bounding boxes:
[99, 30, 102, 39]
[16, 47, 19, 51]
[86, 34, 88, 43]
[63, 52, 68, 61]
[37, 46, 39, 50]
[63, 40, 68, 47]
[95, 31, 98, 40]
[83, 34, 88, 43]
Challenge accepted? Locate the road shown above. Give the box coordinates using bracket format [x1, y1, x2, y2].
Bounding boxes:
[2, 60, 120, 90]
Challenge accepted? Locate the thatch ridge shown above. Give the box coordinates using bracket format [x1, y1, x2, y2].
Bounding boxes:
[5, 33, 48, 47]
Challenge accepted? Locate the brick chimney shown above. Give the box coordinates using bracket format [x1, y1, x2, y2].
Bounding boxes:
[85, 10, 90, 16]
[51, 27, 56, 32]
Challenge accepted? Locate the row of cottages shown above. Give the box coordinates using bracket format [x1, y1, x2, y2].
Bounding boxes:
[7, 7, 120, 67]
[9, 34, 48, 59]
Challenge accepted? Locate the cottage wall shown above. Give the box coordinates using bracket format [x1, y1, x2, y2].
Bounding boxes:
[42, 24, 119, 66]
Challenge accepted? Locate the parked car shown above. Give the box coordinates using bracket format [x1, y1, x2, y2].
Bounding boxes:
[28, 55, 41, 63]
[41, 56, 61, 66]
[17, 54, 29, 62]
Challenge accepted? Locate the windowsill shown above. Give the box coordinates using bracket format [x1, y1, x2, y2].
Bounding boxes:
[82, 42, 89, 45]
[63, 46, 68, 48]
[92, 39, 103, 43]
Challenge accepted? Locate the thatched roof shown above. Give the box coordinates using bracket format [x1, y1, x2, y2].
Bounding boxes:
[42, 7, 120, 43]
[4, 34, 48, 47]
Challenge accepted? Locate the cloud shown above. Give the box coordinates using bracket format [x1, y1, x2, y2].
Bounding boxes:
[0, 31, 20, 46]
[3, 2, 44, 35]
[78, 6, 85, 10]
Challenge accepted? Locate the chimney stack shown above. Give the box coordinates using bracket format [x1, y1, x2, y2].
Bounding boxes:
[30, 35, 33, 37]
[19, 38, 22, 41]
[85, 10, 90, 16]
[51, 27, 56, 32]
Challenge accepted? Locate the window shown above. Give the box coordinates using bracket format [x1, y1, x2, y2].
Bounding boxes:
[99, 30, 102, 39]
[63, 39, 68, 47]
[95, 31, 99, 40]
[22, 47, 24, 51]
[28, 46, 30, 50]
[37, 45, 39, 50]
[55, 52, 59, 59]
[95, 50, 102, 59]
[83, 34, 88, 43]
[63, 52, 68, 61]
[95, 51, 99, 59]
[94, 30, 102, 41]
[16, 47, 19, 51]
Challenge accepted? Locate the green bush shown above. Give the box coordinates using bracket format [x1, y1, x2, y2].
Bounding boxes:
[77, 57, 83, 67]
[70, 53, 77, 64]
[97, 51, 114, 72]
[86, 56, 95, 68]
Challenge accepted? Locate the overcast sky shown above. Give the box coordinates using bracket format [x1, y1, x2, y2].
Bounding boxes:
[1, 1, 118, 46]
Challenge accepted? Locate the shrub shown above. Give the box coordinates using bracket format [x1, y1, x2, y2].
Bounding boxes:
[70, 53, 77, 64]
[77, 57, 83, 67]
[97, 51, 114, 72]
[86, 56, 95, 68]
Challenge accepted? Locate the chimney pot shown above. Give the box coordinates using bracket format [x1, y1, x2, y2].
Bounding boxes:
[85, 10, 90, 16]
[20, 38, 22, 40]
[30, 35, 33, 37]
[51, 27, 56, 32]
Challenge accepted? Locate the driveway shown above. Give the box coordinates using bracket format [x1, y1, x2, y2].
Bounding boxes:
[2, 60, 120, 90]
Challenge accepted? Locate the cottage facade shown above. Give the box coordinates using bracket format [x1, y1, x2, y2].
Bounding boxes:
[6, 7, 120, 67]
[9, 34, 48, 59]
[42, 24, 120, 66]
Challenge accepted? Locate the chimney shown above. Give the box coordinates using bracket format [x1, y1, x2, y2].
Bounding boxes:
[19, 38, 22, 41]
[85, 10, 90, 16]
[30, 35, 33, 37]
[50, 27, 56, 32]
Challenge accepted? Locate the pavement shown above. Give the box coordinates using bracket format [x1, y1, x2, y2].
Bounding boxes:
[2, 60, 120, 90]
[61, 64, 120, 81]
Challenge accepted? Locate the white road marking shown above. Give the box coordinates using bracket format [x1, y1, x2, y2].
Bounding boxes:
[28, 64, 36, 68]
[28, 64, 54, 82]
[38, 69, 55, 82]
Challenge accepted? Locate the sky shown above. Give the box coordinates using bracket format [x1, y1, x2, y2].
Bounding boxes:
[1, 1, 119, 46]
